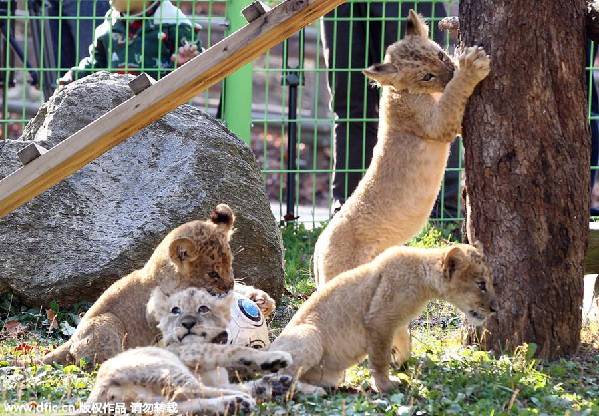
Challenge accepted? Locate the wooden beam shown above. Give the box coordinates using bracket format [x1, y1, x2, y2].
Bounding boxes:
[0, 0, 346, 218]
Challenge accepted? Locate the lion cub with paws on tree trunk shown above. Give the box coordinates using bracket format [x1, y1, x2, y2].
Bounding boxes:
[272, 244, 498, 394]
[86, 288, 291, 415]
[314, 10, 491, 287]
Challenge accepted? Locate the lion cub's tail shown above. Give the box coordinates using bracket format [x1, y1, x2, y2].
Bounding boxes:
[42, 340, 72, 365]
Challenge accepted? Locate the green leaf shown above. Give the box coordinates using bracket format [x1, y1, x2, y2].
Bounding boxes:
[63, 364, 80, 374]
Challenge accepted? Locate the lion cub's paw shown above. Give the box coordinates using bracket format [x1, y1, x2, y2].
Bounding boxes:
[251, 374, 294, 401]
[292, 382, 327, 397]
[224, 394, 255, 414]
[238, 351, 292, 373]
[457, 45, 490, 82]
[246, 288, 276, 317]
[372, 376, 404, 394]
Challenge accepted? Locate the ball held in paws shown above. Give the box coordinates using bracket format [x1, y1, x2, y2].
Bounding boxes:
[227, 292, 270, 349]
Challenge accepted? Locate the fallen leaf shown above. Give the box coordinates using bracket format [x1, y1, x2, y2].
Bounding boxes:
[14, 343, 33, 353]
[46, 309, 59, 332]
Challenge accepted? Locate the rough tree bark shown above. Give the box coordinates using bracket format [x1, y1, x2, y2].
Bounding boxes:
[460, 1, 589, 359]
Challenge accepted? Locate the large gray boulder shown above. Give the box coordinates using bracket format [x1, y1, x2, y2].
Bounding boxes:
[0, 72, 284, 306]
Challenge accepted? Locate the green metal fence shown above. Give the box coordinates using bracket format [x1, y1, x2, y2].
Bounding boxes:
[1, 1, 595, 228]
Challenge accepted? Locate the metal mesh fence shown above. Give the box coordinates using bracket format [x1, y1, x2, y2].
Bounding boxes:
[0, 1, 595, 228]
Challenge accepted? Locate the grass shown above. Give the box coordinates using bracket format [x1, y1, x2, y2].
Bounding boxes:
[1, 222, 599, 415]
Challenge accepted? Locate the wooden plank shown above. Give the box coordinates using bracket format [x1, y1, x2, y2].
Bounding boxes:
[0, 0, 346, 219]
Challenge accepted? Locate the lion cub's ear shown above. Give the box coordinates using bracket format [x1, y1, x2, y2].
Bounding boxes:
[406, 9, 429, 38]
[169, 237, 199, 266]
[210, 204, 235, 230]
[443, 246, 466, 280]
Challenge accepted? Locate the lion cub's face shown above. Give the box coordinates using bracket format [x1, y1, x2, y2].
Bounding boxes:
[363, 10, 455, 94]
[155, 287, 233, 346]
[442, 244, 498, 326]
[167, 204, 236, 294]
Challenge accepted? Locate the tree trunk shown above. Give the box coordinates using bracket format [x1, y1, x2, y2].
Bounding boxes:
[460, 0, 589, 359]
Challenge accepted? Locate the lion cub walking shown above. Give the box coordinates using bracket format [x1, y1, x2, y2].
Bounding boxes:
[314, 11, 491, 287]
[272, 244, 497, 393]
[86, 288, 292, 415]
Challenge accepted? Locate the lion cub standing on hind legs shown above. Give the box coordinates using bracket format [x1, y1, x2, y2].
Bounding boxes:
[314, 10, 491, 286]
[313, 10, 491, 367]
[273, 244, 498, 394]
[42, 204, 275, 366]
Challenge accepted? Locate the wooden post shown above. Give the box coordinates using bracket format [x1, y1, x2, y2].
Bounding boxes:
[0, 0, 346, 218]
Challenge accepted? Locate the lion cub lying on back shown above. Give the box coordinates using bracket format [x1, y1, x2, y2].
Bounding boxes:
[271, 244, 498, 393]
[148, 287, 292, 399]
[87, 288, 292, 415]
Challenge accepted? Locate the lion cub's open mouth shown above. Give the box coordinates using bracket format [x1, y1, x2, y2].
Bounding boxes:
[178, 330, 228, 344]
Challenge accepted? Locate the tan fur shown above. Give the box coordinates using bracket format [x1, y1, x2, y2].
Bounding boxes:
[86, 288, 290, 415]
[272, 244, 498, 393]
[314, 10, 491, 288]
[43, 204, 238, 366]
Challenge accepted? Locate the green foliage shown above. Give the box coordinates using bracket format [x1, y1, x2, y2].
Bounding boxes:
[280, 222, 325, 299]
[0, 340, 96, 407]
[408, 222, 457, 248]
[0, 292, 91, 341]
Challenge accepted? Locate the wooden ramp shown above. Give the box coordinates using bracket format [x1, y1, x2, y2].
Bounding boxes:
[0, 0, 345, 219]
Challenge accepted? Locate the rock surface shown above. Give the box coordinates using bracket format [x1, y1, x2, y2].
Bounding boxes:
[0, 72, 284, 306]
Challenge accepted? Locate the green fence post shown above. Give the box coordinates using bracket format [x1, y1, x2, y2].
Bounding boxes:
[223, 0, 253, 145]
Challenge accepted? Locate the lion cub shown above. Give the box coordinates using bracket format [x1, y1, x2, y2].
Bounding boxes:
[86, 288, 291, 415]
[272, 244, 498, 393]
[314, 11, 491, 287]
[148, 287, 293, 401]
[43, 204, 239, 366]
